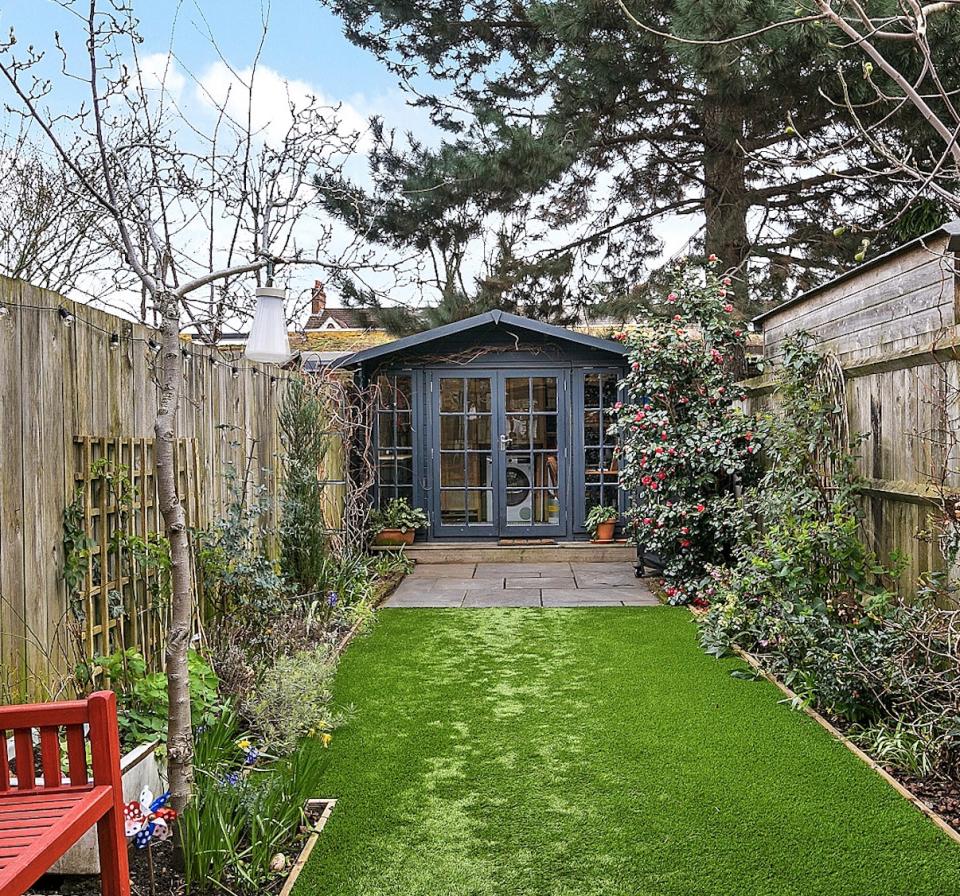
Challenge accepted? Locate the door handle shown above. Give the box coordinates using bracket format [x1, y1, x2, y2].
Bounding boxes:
[499, 434, 512, 451]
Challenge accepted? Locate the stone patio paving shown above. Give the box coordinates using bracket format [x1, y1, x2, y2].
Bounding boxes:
[382, 561, 659, 607]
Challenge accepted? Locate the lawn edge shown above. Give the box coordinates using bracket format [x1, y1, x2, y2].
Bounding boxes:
[730, 643, 960, 846]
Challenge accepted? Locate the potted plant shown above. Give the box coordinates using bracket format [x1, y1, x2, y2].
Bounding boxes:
[370, 497, 429, 546]
[585, 505, 619, 542]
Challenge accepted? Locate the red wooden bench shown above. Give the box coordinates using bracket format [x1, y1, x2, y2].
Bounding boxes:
[0, 691, 129, 896]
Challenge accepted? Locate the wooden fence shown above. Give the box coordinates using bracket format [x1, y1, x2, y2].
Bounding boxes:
[747, 226, 960, 598]
[0, 276, 344, 700]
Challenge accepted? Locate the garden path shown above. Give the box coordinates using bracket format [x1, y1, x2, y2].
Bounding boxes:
[382, 561, 658, 607]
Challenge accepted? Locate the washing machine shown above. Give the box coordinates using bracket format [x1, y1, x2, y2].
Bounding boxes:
[505, 455, 535, 524]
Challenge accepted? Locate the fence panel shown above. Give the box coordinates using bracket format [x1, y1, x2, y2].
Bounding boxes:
[0, 276, 344, 700]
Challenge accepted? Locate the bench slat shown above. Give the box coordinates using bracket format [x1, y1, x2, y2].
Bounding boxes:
[39, 726, 62, 789]
[65, 723, 88, 786]
[12, 729, 35, 791]
[0, 730, 8, 791]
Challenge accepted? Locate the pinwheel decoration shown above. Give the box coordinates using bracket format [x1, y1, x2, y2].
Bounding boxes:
[123, 787, 177, 848]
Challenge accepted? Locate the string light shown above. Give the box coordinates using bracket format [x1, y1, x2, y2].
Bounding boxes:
[0, 298, 294, 381]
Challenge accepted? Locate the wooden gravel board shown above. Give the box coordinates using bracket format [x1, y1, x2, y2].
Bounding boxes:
[277, 798, 337, 896]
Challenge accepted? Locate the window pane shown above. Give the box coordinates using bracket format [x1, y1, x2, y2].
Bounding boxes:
[466, 490, 493, 524]
[379, 462, 397, 485]
[394, 375, 412, 411]
[532, 453, 559, 489]
[585, 485, 602, 514]
[505, 414, 529, 448]
[440, 490, 466, 525]
[396, 485, 414, 506]
[531, 377, 557, 412]
[377, 412, 395, 448]
[505, 462, 532, 507]
[396, 413, 413, 448]
[465, 454, 492, 487]
[466, 416, 491, 450]
[601, 374, 618, 409]
[532, 490, 561, 525]
[505, 377, 530, 412]
[376, 375, 395, 408]
[584, 410, 601, 446]
[440, 378, 464, 412]
[396, 458, 414, 486]
[532, 415, 558, 450]
[440, 415, 464, 448]
[585, 447, 600, 469]
[584, 374, 600, 408]
[467, 378, 491, 413]
[440, 454, 465, 486]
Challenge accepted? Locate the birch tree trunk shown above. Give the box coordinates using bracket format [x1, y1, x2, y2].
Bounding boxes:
[154, 290, 194, 815]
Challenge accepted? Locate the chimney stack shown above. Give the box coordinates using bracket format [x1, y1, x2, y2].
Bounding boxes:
[311, 280, 327, 315]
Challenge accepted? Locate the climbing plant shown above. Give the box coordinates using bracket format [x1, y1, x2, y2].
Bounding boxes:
[614, 259, 763, 603]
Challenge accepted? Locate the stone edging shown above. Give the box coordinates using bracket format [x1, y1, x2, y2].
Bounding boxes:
[730, 644, 960, 847]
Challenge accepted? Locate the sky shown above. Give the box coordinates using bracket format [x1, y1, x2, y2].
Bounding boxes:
[0, 0, 700, 325]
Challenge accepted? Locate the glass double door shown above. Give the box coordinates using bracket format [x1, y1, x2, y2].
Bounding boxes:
[432, 370, 566, 537]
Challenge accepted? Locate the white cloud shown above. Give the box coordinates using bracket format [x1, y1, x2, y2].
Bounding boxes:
[195, 61, 370, 151]
[135, 52, 186, 98]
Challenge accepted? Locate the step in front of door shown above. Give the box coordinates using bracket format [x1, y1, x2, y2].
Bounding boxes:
[373, 541, 636, 564]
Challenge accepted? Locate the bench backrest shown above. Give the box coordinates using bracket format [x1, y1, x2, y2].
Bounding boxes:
[0, 691, 121, 794]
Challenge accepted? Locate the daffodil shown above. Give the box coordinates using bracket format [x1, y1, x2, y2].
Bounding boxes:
[321, 733, 332, 748]
[236, 738, 251, 750]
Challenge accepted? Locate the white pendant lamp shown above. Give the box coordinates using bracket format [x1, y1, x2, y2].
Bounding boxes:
[245, 286, 291, 364]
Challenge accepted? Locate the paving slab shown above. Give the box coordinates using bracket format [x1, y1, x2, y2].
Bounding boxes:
[541, 596, 626, 607]
[389, 581, 468, 600]
[504, 576, 576, 590]
[461, 590, 542, 607]
[575, 573, 645, 587]
[383, 593, 464, 608]
[413, 563, 478, 578]
[474, 562, 572, 576]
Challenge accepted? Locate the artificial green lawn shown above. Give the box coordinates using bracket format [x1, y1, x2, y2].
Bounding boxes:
[294, 608, 960, 895]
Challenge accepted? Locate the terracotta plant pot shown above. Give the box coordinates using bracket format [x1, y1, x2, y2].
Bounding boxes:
[595, 520, 616, 542]
[374, 528, 416, 546]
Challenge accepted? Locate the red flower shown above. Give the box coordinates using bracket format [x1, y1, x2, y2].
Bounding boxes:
[631, 362, 640, 371]
[723, 303, 733, 313]
[657, 471, 666, 480]
[696, 503, 705, 512]
[667, 292, 678, 303]
[642, 517, 653, 525]
[661, 431, 668, 441]
[641, 475, 652, 486]
[722, 277, 732, 286]
[744, 431, 753, 441]
[635, 412, 645, 421]
[679, 538, 691, 548]
[708, 253, 718, 263]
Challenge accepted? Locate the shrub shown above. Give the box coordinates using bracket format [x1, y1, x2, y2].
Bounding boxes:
[244, 645, 342, 755]
[614, 259, 762, 597]
[370, 497, 428, 533]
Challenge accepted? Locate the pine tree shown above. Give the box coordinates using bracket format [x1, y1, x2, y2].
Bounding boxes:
[321, 0, 957, 317]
